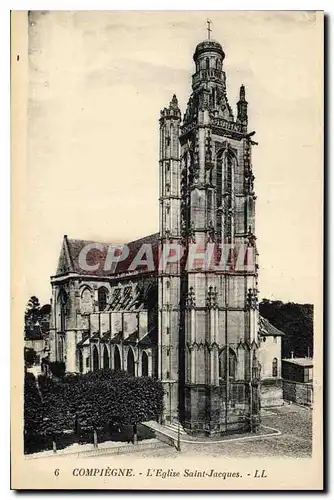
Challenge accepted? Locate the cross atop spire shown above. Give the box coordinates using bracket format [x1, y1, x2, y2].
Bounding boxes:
[207, 19, 212, 40]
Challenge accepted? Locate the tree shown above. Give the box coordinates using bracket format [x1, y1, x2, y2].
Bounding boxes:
[49, 361, 66, 378]
[24, 347, 37, 367]
[24, 372, 45, 453]
[259, 299, 314, 358]
[24, 369, 164, 452]
[25, 296, 41, 333]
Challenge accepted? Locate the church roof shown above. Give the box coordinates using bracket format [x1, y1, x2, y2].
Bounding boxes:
[259, 316, 286, 337]
[55, 232, 159, 278]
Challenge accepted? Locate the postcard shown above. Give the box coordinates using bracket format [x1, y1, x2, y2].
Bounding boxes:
[11, 10, 323, 490]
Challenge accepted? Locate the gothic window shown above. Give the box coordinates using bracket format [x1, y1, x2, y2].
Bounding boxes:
[58, 336, 64, 362]
[86, 357, 90, 368]
[216, 149, 236, 241]
[127, 348, 135, 376]
[78, 349, 83, 373]
[219, 348, 237, 380]
[272, 358, 278, 377]
[141, 351, 149, 376]
[114, 346, 121, 371]
[92, 345, 99, 371]
[103, 345, 109, 369]
[81, 287, 93, 314]
[98, 287, 108, 312]
[58, 289, 68, 332]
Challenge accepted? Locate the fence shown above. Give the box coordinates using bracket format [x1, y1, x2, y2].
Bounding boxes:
[282, 380, 313, 406]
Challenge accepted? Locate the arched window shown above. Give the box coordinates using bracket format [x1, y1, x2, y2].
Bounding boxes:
[81, 287, 93, 314]
[92, 345, 99, 371]
[219, 348, 237, 380]
[78, 349, 83, 373]
[103, 345, 109, 369]
[206, 57, 210, 69]
[216, 149, 236, 241]
[114, 346, 121, 371]
[127, 348, 135, 376]
[58, 289, 68, 332]
[58, 336, 65, 362]
[141, 352, 149, 377]
[272, 358, 278, 377]
[98, 287, 108, 312]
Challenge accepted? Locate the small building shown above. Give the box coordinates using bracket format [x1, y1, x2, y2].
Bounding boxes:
[282, 357, 313, 383]
[258, 316, 285, 407]
[282, 357, 313, 406]
[24, 320, 50, 376]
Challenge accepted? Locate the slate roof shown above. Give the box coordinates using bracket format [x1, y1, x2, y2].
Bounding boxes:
[56, 233, 159, 278]
[259, 316, 286, 337]
[282, 357, 313, 367]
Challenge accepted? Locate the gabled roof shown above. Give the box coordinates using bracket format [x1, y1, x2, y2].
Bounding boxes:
[55, 233, 159, 278]
[259, 316, 285, 337]
[139, 328, 157, 346]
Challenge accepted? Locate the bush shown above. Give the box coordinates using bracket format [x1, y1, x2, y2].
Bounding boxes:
[49, 361, 66, 378]
[24, 369, 164, 453]
[24, 347, 37, 367]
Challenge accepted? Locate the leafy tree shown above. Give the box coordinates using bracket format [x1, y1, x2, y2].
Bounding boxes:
[25, 296, 41, 334]
[49, 361, 66, 378]
[259, 299, 313, 358]
[24, 347, 37, 367]
[24, 369, 164, 452]
[24, 372, 45, 452]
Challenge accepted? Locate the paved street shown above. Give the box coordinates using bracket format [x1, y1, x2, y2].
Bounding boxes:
[139, 404, 312, 458]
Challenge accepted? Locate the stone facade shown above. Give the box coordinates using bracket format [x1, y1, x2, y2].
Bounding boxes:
[49, 36, 282, 435]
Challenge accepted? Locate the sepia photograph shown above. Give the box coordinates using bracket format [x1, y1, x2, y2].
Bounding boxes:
[11, 10, 323, 490]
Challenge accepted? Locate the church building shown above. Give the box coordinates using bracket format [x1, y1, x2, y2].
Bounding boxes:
[49, 33, 283, 435]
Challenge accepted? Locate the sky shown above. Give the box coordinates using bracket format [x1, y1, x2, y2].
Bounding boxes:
[25, 10, 323, 305]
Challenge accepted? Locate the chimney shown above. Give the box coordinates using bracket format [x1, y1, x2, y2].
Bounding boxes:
[290, 351, 294, 359]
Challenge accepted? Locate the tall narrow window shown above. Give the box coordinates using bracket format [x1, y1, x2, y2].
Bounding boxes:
[114, 346, 121, 371]
[272, 357, 278, 377]
[141, 352, 149, 376]
[219, 348, 237, 380]
[127, 349, 135, 376]
[103, 345, 109, 369]
[98, 287, 108, 312]
[78, 349, 83, 373]
[216, 149, 235, 241]
[92, 345, 99, 371]
[58, 289, 68, 332]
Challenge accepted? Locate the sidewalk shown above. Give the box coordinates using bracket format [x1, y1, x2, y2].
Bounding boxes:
[142, 420, 281, 445]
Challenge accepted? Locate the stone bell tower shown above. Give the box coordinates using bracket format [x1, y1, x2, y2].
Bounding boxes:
[178, 37, 260, 434]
